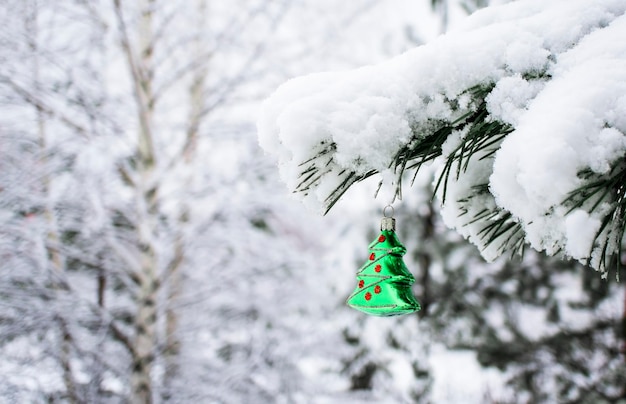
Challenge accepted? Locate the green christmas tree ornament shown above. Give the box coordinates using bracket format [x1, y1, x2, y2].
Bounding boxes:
[347, 208, 421, 316]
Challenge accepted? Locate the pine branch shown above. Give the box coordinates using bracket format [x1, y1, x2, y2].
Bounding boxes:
[431, 85, 513, 203]
[459, 184, 525, 258]
[294, 84, 513, 214]
[476, 211, 525, 257]
[564, 159, 626, 276]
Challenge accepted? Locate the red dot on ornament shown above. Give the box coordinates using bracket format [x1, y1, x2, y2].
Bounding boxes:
[374, 285, 382, 294]
[378, 235, 386, 242]
[375, 264, 381, 273]
[369, 253, 375, 261]
[365, 292, 372, 301]
[358, 280, 364, 288]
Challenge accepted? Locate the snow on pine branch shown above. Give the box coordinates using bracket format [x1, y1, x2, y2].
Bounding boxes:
[258, 0, 626, 275]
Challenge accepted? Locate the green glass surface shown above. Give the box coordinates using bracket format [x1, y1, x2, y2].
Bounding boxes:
[347, 230, 421, 316]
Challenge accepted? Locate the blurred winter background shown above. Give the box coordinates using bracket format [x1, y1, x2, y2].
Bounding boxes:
[0, 0, 624, 403]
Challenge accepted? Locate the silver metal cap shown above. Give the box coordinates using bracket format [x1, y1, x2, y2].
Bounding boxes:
[381, 217, 396, 231]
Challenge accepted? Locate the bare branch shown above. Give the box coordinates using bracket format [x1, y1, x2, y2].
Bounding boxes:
[1, 76, 91, 138]
[111, 0, 157, 166]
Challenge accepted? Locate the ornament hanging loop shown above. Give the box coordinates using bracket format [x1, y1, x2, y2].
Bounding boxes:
[381, 205, 396, 231]
[383, 204, 395, 218]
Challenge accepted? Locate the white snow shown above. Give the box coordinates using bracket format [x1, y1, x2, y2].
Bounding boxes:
[564, 210, 602, 260]
[258, 0, 626, 271]
[491, 12, 626, 260]
[486, 75, 543, 126]
[430, 346, 504, 404]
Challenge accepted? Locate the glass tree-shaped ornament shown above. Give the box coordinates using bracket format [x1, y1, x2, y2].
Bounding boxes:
[347, 216, 421, 316]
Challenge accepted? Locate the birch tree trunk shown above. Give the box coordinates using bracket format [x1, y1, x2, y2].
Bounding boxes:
[113, 0, 160, 401]
[132, 5, 159, 402]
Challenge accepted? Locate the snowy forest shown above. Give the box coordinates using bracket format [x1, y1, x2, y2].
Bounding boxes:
[1, 0, 625, 403]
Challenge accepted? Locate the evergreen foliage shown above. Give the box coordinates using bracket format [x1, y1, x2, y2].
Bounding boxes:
[292, 82, 534, 259]
[563, 160, 626, 275]
[286, 30, 626, 276]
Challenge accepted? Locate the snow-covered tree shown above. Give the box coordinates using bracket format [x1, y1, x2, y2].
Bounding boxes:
[2, 0, 441, 402]
[259, 1, 626, 401]
[0, 0, 332, 401]
[258, 0, 626, 277]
